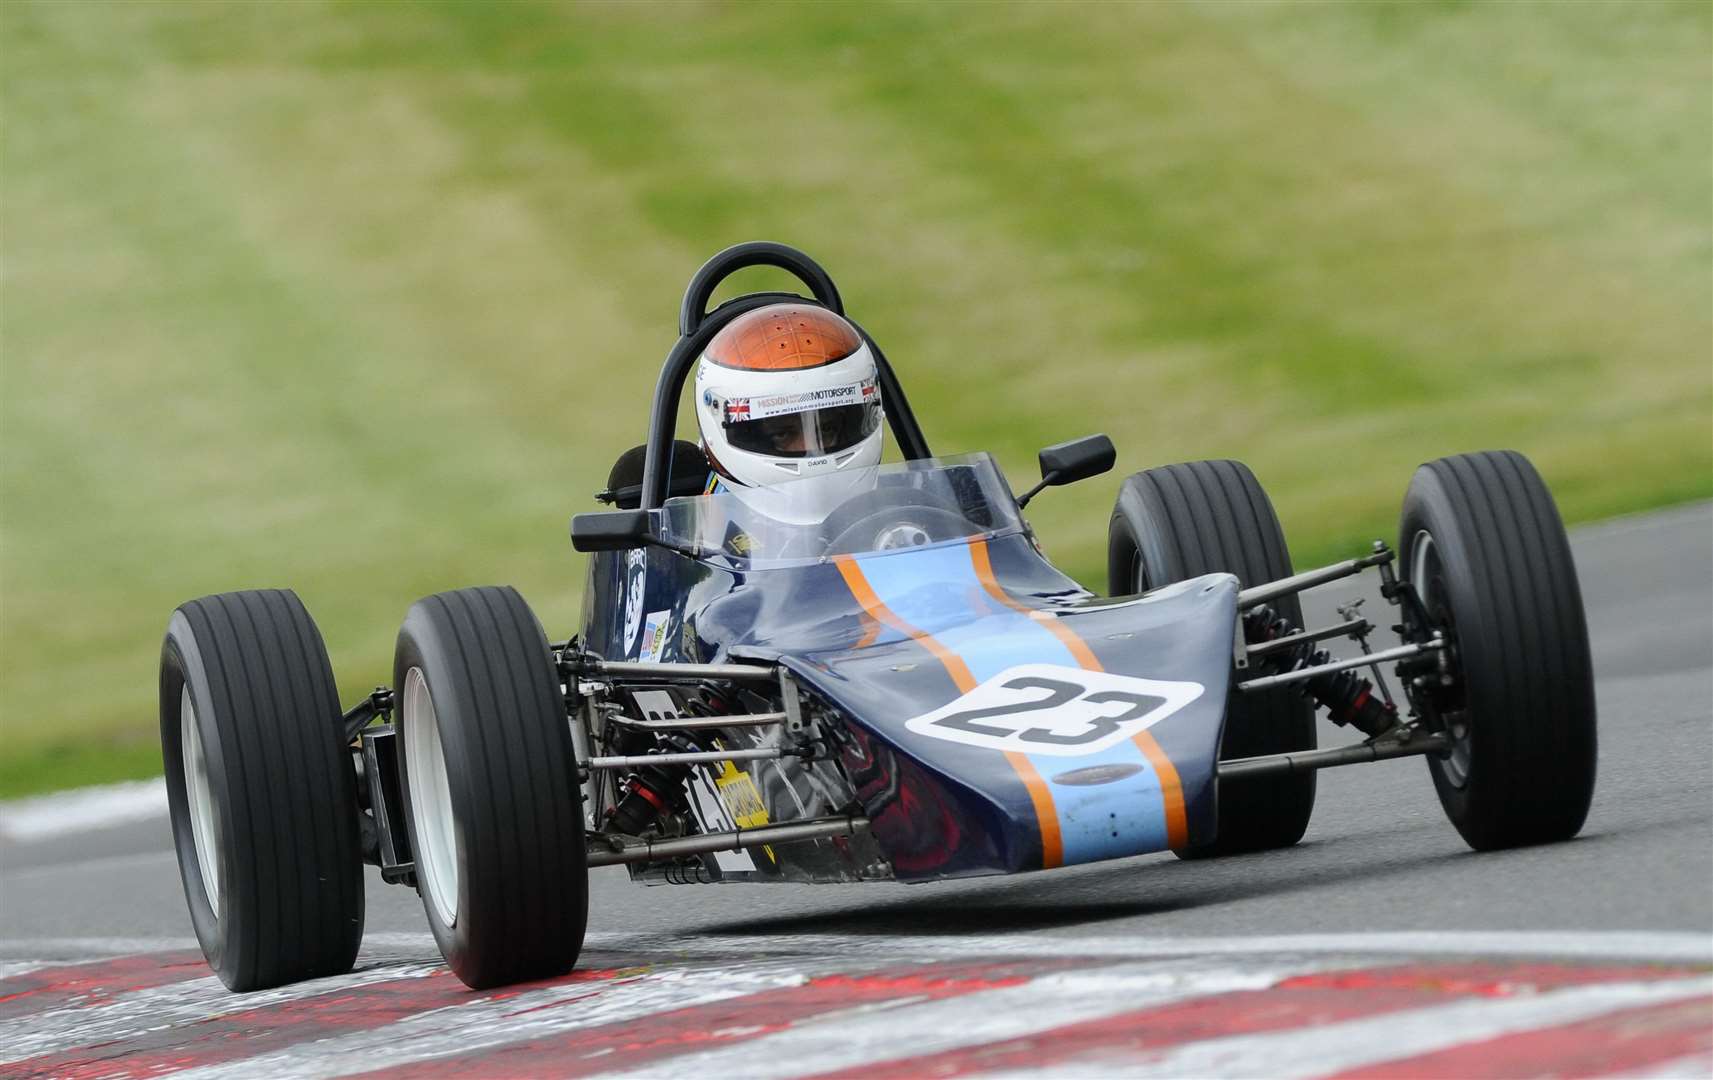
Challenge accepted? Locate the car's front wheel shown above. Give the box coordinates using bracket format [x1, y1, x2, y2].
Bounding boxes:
[160, 590, 365, 991]
[394, 586, 588, 989]
[1400, 450, 1596, 850]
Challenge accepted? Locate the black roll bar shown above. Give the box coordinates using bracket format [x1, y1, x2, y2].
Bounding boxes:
[679, 240, 844, 336]
[640, 241, 932, 510]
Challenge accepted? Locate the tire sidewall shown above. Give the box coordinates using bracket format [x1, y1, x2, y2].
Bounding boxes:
[1110, 478, 1175, 598]
[392, 588, 587, 989]
[393, 608, 473, 974]
[1401, 466, 1512, 838]
[160, 613, 241, 985]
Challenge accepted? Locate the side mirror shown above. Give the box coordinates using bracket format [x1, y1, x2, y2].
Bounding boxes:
[1017, 434, 1116, 508]
[570, 510, 651, 553]
[570, 509, 702, 557]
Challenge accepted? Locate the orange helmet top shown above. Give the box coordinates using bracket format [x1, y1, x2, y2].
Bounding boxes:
[704, 304, 862, 372]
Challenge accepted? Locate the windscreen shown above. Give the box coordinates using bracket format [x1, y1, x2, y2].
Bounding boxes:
[660, 453, 1026, 567]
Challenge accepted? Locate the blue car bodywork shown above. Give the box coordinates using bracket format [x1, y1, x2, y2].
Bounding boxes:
[578, 455, 1238, 884]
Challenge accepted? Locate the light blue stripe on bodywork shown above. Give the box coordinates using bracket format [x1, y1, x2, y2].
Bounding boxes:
[852, 542, 1172, 864]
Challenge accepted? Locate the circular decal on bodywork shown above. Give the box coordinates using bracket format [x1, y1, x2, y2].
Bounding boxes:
[1051, 762, 1147, 786]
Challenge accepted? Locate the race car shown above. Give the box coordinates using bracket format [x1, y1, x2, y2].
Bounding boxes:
[159, 241, 1597, 992]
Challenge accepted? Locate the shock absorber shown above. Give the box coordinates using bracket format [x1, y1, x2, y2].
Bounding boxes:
[1244, 605, 1398, 737]
[604, 690, 731, 836]
[605, 726, 692, 836]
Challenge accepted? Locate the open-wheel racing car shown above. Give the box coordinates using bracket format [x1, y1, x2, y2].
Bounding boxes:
[160, 242, 1598, 991]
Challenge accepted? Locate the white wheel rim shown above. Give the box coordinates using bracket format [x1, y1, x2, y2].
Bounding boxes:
[403, 667, 459, 929]
[1409, 529, 1435, 602]
[180, 686, 222, 918]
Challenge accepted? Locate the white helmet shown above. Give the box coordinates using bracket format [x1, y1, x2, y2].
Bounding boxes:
[694, 303, 884, 524]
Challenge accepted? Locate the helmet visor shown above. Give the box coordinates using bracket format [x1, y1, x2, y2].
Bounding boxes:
[725, 400, 882, 459]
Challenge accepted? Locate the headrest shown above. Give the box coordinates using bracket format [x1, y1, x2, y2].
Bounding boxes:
[598, 440, 710, 508]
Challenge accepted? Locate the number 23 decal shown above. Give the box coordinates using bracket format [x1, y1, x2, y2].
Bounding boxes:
[905, 664, 1204, 757]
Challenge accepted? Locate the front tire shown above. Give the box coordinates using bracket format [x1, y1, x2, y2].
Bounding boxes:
[160, 590, 365, 991]
[1400, 451, 1596, 850]
[394, 586, 587, 989]
[1109, 459, 1317, 856]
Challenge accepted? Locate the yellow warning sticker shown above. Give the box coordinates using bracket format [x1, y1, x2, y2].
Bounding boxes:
[714, 760, 770, 828]
[713, 759, 774, 864]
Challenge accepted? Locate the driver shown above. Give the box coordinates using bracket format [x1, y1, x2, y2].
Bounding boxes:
[694, 303, 885, 534]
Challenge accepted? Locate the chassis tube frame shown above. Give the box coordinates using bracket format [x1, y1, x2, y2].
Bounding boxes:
[1234, 638, 1445, 693]
[1218, 728, 1451, 780]
[580, 659, 780, 682]
[1237, 546, 1394, 610]
[585, 746, 801, 771]
[587, 815, 871, 867]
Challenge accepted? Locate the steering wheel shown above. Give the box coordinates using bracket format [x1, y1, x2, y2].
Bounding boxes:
[820, 488, 972, 556]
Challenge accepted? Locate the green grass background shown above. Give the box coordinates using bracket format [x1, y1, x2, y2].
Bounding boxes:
[3, 0, 1709, 797]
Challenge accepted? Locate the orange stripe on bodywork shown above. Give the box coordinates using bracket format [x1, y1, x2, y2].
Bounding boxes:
[1005, 752, 1064, 869]
[835, 552, 1062, 867]
[833, 556, 975, 692]
[969, 538, 1191, 853]
[969, 540, 1104, 671]
[1132, 732, 1189, 850]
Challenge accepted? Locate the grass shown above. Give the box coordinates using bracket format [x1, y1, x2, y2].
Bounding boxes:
[2, 0, 1708, 797]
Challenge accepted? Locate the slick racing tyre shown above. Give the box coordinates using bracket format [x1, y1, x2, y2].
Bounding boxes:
[160, 590, 365, 991]
[1109, 459, 1316, 856]
[394, 586, 587, 989]
[1400, 450, 1596, 851]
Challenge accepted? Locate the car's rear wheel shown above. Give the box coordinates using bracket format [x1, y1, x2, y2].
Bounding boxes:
[1400, 450, 1596, 850]
[394, 586, 587, 989]
[160, 590, 365, 991]
[1109, 459, 1316, 856]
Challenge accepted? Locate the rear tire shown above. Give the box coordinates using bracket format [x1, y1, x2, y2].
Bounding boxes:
[1108, 460, 1316, 856]
[1400, 451, 1596, 850]
[394, 586, 587, 989]
[160, 590, 365, 991]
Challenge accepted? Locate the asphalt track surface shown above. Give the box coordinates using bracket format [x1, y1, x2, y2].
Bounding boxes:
[2, 503, 1709, 1076]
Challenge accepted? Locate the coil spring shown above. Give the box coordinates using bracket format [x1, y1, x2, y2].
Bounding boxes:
[661, 862, 713, 885]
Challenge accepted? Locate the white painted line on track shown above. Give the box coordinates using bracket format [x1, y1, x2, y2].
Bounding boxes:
[580, 929, 1713, 965]
[4, 928, 1709, 968]
[1012, 975, 1713, 1080]
[0, 778, 167, 842]
[598, 958, 1340, 1080]
[0, 959, 50, 979]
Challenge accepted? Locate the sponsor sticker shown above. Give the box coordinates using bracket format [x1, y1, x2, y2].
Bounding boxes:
[905, 663, 1204, 757]
[638, 610, 672, 663]
[720, 381, 871, 423]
